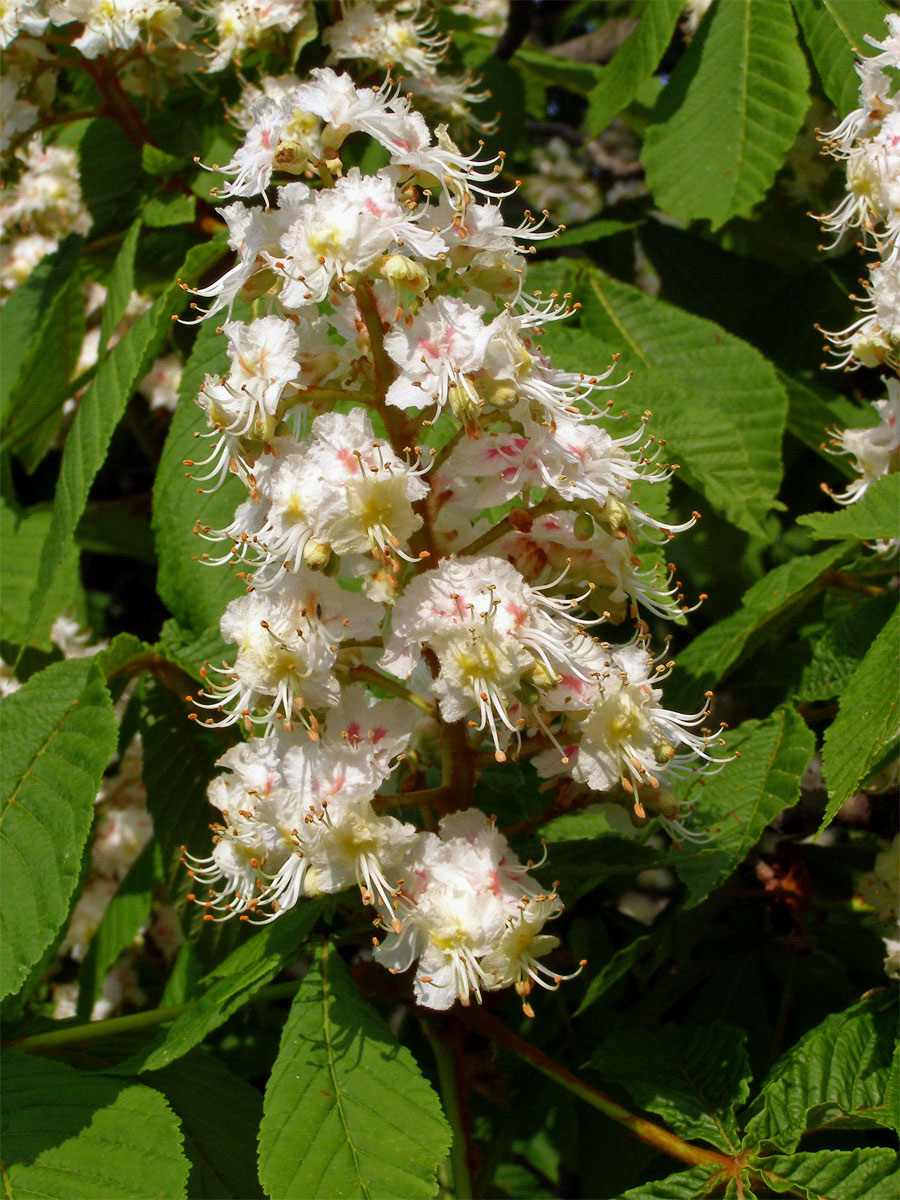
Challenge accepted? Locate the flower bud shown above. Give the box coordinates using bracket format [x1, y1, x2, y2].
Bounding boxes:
[573, 511, 594, 542]
[302, 539, 333, 571]
[380, 254, 429, 294]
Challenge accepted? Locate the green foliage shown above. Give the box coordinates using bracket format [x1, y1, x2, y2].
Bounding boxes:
[577, 268, 788, 537]
[673, 707, 815, 907]
[793, 0, 890, 117]
[642, 1, 811, 229]
[799, 473, 900, 542]
[133, 902, 322, 1072]
[0, 501, 82, 651]
[820, 603, 900, 826]
[20, 238, 226, 652]
[258, 943, 452, 1200]
[744, 992, 898, 1152]
[153, 313, 246, 632]
[586, 1, 682, 134]
[99, 219, 141, 355]
[756, 1148, 899, 1199]
[1, 1053, 190, 1198]
[591, 1022, 752, 1152]
[0, 659, 117, 1000]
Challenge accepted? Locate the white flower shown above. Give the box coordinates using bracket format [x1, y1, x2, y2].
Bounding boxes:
[196, 569, 382, 727]
[2, 135, 91, 236]
[204, 0, 308, 71]
[0, 68, 37, 152]
[828, 380, 900, 504]
[49, 0, 184, 57]
[138, 353, 182, 412]
[0, 0, 49, 47]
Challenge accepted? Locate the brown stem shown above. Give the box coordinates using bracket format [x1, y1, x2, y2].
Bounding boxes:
[460, 1008, 739, 1173]
[460, 498, 578, 558]
[342, 663, 435, 715]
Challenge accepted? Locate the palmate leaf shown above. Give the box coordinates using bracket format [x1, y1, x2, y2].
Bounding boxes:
[131, 901, 322, 1073]
[798, 473, 900, 543]
[153, 308, 247, 633]
[20, 237, 227, 655]
[665, 543, 850, 709]
[642, 0, 810, 229]
[743, 991, 898, 1154]
[0, 659, 117, 1001]
[585, 0, 682, 134]
[755, 1148, 900, 1200]
[672, 707, 815, 908]
[258, 942, 451, 1200]
[820, 602, 899, 829]
[578, 269, 788, 538]
[590, 1022, 751, 1152]
[793, 0, 890, 117]
[1, 1054, 189, 1199]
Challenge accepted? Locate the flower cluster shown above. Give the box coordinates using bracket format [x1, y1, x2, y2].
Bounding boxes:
[181, 64, 721, 1014]
[817, 15, 900, 550]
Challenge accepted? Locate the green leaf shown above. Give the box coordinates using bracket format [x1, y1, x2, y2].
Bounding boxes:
[580, 269, 788, 537]
[552, 218, 638, 248]
[0, 501, 82, 651]
[76, 501, 156, 564]
[152, 312, 246, 632]
[780, 371, 865, 480]
[798, 592, 897, 702]
[20, 237, 226, 654]
[142, 144, 190, 176]
[642, 1, 810, 229]
[793, 0, 890, 117]
[1, 1053, 189, 1199]
[0, 234, 83, 431]
[155, 619, 232, 683]
[133, 902, 321, 1073]
[744, 992, 898, 1153]
[143, 193, 197, 228]
[258, 942, 451, 1200]
[821, 604, 900, 826]
[619, 1165, 723, 1200]
[885, 1042, 900, 1134]
[153, 1050, 264, 1199]
[511, 42, 605, 96]
[666, 543, 850, 706]
[99, 220, 141, 355]
[77, 117, 142, 234]
[756, 1148, 899, 1200]
[798, 474, 900, 543]
[575, 928, 660, 1016]
[592, 1022, 751, 1152]
[673, 708, 815, 907]
[138, 674, 230, 878]
[77, 838, 162, 1020]
[0, 659, 117, 1000]
[586, 0, 682, 133]
[3, 272, 86, 467]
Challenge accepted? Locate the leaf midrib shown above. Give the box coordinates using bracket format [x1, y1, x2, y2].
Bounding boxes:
[321, 941, 371, 1200]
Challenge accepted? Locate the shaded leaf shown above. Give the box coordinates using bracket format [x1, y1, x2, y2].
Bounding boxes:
[153, 1050, 264, 1199]
[756, 1148, 899, 1200]
[780, 371, 865, 479]
[586, 0, 682, 134]
[620, 1165, 723, 1200]
[821, 604, 899, 827]
[1, 1053, 189, 1199]
[0, 234, 83, 431]
[153, 311, 246, 632]
[76, 117, 142, 234]
[258, 942, 451, 1200]
[580, 269, 788, 537]
[133, 901, 321, 1072]
[743, 991, 898, 1153]
[143, 193, 197, 228]
[21, 238, 226, 653]
[793, 0, 890, 117]
[591, 1023, 751, 1152]
[99, 219, 141, 355]
[0, 659, 117, 1000]
[798, 592, 897, 702]
[575, 928, 660, 1016]
[77, 838, 162, 1020]
[798, 474, 900, 543]
[0, 501, 82, 651]
[643, 1, 810, 229]
[673, 708, 815, 907]
[666, 544, 849, 708]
